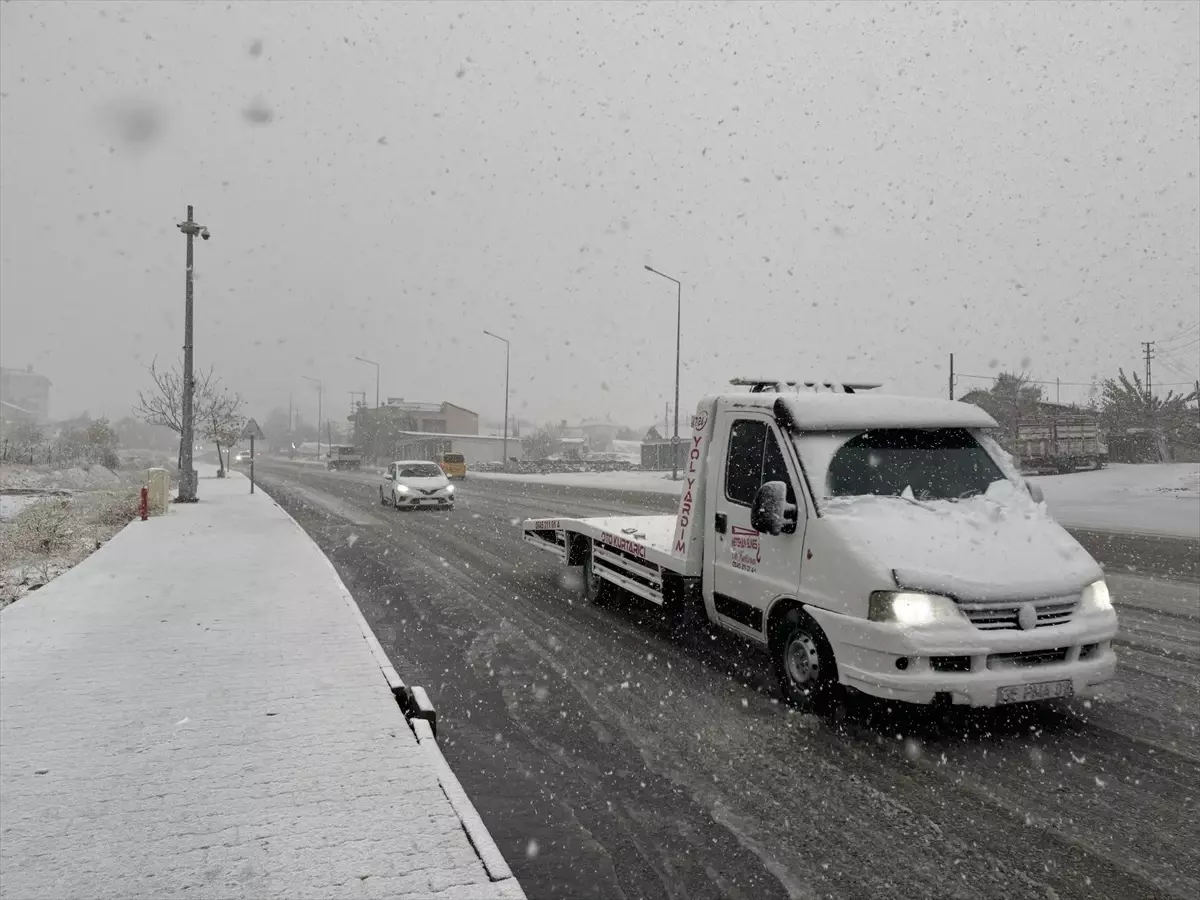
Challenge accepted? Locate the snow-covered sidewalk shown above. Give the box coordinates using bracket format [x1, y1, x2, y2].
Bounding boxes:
[0, 469, 523, 899]
[474, 463, 1200, 539]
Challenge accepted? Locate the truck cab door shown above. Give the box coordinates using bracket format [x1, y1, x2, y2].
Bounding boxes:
[705, 414, 808, 641]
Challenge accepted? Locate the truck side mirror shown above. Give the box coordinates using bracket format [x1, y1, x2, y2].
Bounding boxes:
[1026, 480, 1044, 504]
[751, 481, 797, 536]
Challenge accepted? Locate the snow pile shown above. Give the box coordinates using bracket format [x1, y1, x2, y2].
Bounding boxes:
[610, 440, 643, 465]
[0, 463, 124, 492]
[823, 479, 1102, 600]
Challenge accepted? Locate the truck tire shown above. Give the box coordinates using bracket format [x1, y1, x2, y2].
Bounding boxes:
[773, 607, 839, 711]
[582, 543, 607, 606]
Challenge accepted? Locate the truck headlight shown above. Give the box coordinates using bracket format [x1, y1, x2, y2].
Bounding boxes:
[1080, 579, 1112, 612]
[869, 591, 965, 626]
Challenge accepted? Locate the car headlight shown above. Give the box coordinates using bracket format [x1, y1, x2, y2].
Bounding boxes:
[445, 484, 455, 494]
[868, 591, 965, 626]
[395, 484, 410, 493]
[1080, 579, 1112, 612]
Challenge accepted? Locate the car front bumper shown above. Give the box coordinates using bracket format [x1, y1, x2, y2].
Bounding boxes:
[395, 493, 454, 506]
[806, 606, 1118, 707]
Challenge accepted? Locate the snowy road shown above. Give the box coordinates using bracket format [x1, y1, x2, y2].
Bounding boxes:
[255, 460, 1199, 900]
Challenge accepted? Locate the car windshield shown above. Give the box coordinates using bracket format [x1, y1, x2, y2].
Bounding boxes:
[442, 454, 464, 463]
[797, 428, 1006, 502]
[397, 464, 443, 479]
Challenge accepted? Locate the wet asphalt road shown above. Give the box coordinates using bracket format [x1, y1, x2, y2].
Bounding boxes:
[253, 460, 1199, 900]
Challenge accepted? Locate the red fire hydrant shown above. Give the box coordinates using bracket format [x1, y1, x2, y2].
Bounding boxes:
[140, 486, 149, 521]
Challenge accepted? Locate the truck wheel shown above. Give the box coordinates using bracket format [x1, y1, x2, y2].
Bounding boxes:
[773, 608, 839, 711]
[582, 544, 607, 606]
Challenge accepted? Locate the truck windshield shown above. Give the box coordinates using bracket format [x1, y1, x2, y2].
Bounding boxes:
[797, 428, 1006, 502]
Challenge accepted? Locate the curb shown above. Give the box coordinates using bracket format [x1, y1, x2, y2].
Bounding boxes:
[255, 483, 524, 896]
[410, 717, 520, 889]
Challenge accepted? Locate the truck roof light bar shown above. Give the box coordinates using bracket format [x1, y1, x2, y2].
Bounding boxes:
[730, 379, 883, 394]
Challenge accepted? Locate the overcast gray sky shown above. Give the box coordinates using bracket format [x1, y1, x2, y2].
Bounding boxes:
[2, 0, 1197, 430]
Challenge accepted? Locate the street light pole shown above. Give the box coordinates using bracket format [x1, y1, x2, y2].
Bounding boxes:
[644, 265, 682, 481]
[483, 330, 510, 470]
[175, 206, 210, 502]
[354, 356, 380, 408]
[303, 375, 323, 460]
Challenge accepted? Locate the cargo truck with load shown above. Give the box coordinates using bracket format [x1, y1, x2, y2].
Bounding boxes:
[1016, 416, 1106, 474]
[325, 444, 362, 471]
[523, 380, 1118, 710]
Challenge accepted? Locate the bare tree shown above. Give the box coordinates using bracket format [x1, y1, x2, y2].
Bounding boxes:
[133, 358, 218, 470]
[201, 384, 246, 476]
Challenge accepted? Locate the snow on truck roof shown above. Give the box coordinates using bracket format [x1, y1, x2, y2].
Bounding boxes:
[722, 391, 998, 431]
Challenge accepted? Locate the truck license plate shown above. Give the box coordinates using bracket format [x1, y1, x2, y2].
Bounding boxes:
[997, 680, 1074, 705]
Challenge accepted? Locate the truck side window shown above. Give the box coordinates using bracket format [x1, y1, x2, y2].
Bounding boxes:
[726, 420, 794, 506]
[726, 420, 766, 504]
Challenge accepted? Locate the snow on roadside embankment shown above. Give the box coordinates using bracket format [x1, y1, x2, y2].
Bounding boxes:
[1027, 463, 1199, 539]
[0, 464, 142, 609]
[474, 463, 1200, 539]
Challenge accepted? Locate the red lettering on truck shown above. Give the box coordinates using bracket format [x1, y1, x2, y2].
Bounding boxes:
[601, 532, 647, 559]
[673, 426, 707, 556]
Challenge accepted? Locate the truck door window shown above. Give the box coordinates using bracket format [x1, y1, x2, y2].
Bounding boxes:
[725, 419, 794, 506]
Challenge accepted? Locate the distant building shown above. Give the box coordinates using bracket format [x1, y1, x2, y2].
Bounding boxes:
[0, 365, 51, 423]
[382, 399, 478, 435]
[562, 419, 625, 452]
[389, 431, 523, 466]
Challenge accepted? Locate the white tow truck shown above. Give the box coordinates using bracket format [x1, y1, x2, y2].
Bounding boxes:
[523, 380, 1118, 709]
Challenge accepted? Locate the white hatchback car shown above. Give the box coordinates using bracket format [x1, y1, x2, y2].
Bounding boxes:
[380, 460, 456, 510]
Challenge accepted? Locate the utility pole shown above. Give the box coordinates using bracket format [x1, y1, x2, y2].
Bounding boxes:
[349, 391, 366, 447]
[354, 357, 380, 408]
[948, 353, 955, 400]
[1142, 341, 1155, 406]
[303, 375, 323, 460]
[483, 331, 511, 469]
[175, 206, 210, 502]
[644, 265, 683, 480]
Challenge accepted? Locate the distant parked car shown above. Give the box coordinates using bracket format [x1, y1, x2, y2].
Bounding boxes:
[379, 460, 455, 510]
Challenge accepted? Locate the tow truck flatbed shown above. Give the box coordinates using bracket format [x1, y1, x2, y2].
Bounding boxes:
[524, 514, 698, 604]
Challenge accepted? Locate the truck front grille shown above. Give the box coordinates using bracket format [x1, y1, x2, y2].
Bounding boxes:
[958, 596, 1078, 631]
[988, 647, 1070, 668]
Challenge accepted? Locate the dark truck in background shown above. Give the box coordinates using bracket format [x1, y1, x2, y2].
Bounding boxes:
[326, 445, 363, 471]
[1016, 416, 1107, 474]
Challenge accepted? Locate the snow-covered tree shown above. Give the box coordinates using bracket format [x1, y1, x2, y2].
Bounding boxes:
[201, 385, 246, 476]
[1099, 369, 1199, 461]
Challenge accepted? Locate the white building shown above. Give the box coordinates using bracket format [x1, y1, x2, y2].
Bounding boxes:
[389, 431, 523, 466]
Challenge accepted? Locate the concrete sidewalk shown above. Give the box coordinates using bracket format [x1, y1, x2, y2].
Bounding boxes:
[0, 469, 523, 899]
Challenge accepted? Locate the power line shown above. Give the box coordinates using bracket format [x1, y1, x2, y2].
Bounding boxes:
[956, 372, 1197, 387]
[1157, 323, 1200, 343]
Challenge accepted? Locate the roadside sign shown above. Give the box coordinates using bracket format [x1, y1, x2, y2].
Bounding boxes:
[241, 419, 264, 494]
[241, 418, 265, 441]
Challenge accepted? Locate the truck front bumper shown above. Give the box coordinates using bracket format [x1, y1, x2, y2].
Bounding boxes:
[806, 606, 1118, 707]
